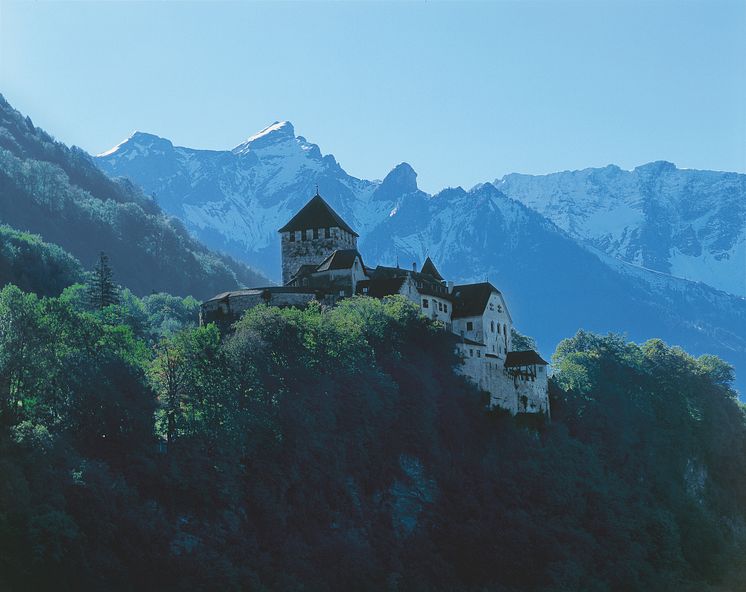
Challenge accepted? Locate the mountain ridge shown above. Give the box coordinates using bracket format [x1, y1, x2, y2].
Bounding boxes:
[95, 121, 746, 393]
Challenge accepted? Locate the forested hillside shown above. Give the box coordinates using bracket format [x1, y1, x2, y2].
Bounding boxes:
[0, 288, 744, 591]
[0, 225, 83, 296]
[0, 94, 267, 299]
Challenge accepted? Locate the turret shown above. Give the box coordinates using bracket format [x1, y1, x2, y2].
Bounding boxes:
[278, 192, 358, 284]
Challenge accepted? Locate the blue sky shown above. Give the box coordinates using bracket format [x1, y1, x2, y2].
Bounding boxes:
[1, 0, 744, 193]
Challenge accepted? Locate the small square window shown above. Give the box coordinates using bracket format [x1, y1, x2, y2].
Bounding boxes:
[422, 299, 429, 308]
[467, 321, 474, 331]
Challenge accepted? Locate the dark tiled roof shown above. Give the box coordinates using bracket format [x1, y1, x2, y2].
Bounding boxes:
[504, 350, 549, 367]
[370, 266, 452, 300]
[356, 277, 406, 298]
[203, 286, 317, 304]
[291, 264, 318, 279]
[451, 282, 500, 318]
[278, 194, 358, 236]
[420, 256, 444, 281]
[316, 249, 363, 272]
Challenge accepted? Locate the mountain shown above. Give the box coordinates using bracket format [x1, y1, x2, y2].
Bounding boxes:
[496, 163, 746, 297]
[0, 95, 268, 299]
[96, 122, 746, 393]
[96, 122, 385, 276]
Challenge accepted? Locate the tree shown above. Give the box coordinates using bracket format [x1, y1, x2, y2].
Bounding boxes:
[86, 251, 120, 310]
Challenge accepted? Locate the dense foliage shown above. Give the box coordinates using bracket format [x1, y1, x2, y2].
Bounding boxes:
[0, 94, 267, 299]
[0, 225, 83, 296]
[0, 286, 744, 591]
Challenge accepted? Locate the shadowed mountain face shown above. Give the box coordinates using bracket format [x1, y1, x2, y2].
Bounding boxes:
[0, 95, 268, 299]
[96, 123, 746, 393]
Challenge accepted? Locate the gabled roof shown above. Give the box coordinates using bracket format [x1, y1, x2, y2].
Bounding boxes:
[504, 350, 549, 367]
[451, 282, 501, 318]
[291, 264, 318, 280]
[316, 249, 363, 272]
[278, 193, 358, 236]
[420, 256, 444, 281]
[356, 277, 407, 298]
[370, 265, 452, 300]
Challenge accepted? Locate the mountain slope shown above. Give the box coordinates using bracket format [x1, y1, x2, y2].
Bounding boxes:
[0, 95, 268, 299]
[496, 163, 746, 297]
[97, 122, 399, 276]
[96, 122, 746, 393]
[363, 183, 746, 378]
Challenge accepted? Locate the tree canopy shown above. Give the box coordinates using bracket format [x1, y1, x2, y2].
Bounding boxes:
[0, 290, 744, 591]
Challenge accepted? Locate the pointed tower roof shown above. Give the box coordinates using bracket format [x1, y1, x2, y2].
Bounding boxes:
[420, 256, 444, 281]
[278, 193, 358, 236]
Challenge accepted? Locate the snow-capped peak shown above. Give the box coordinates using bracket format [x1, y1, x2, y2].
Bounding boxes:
[233, 121, 295, 155]
[96, 131, 173, 158]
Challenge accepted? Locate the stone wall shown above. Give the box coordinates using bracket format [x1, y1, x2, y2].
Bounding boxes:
[456, 344, 550, 415]
[201, 289, 317, 330]
[281, 227, 357, 284]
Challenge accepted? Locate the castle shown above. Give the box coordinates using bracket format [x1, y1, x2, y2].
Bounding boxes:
[201, 192, 550, 415]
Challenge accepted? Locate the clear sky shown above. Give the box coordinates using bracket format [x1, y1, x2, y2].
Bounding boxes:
[1, 0, 744, 193]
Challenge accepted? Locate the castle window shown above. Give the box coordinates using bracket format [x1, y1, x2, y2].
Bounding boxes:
[438, 302, 443, 312]
[313, 228, 319, 239]
[491, 321, 495, 332]
[444, 304, 448, 313]
[489, 303, 494, 311]
[477, 351, 481, 358]
[422, 299, 429, 308]
[497, 323, 501, 334]
[467, 321, 473, 331]
[289, 232, 295, 242]
[302, 229, 307, 241]
[325, 227, 331, 239]
[469, 349, 473, 357]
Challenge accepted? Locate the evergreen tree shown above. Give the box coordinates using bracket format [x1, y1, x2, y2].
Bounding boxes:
[86, 251, 120, 309]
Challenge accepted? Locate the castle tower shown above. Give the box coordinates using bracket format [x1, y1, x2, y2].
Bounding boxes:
[278, 192, 359, 284]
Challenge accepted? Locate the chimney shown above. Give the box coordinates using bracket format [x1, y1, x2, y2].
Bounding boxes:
[447, 281, 454, 293]
[412, 262, 417, 273]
